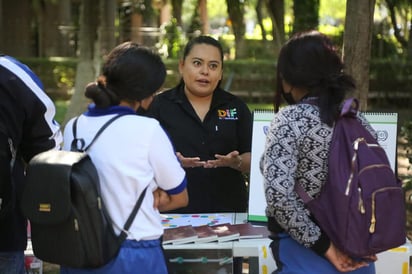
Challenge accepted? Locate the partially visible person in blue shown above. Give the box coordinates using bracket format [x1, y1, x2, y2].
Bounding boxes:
[147, 35, 252, 214]
[61, 42, 188, 274]
[260, 31, 377, 273]
[0, 54, 62, 274]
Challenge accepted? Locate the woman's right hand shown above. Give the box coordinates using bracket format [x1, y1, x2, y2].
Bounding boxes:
[324, 243, 371, 272]
[176, 152, 205, 168]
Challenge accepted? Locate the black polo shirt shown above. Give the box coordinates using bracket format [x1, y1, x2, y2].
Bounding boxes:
[147, 84, 252, 213]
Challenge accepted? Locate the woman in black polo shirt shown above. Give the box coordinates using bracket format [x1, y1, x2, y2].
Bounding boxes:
[148, 35, 252, 214]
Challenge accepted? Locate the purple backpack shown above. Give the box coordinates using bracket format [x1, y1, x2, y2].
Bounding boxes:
[295, 97, 406, 258]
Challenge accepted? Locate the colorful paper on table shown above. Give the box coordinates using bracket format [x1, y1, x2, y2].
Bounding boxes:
[161, 213, 234, 228]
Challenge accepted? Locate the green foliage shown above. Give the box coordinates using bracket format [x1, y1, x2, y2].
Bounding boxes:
[401, 121, 412, 183]
[54, 100, 70, 124]
[369, 59, 412, 98]
[292, 0, 320, 33]
[182, 0, 197, 29]
[319, 0, 346, 22]
[22, 58, 77, 100]
[371, 32, 401, 58]
[401, 120, 412, 230]
[23, 58, 412, 109]
[187, 3, 202, 35]
[53, 65, 75, 90]
[318, 24, 344, 38]
[237, 39, 278, 60]
[158, 18, 186, 59]
[207, 0, 228, 20]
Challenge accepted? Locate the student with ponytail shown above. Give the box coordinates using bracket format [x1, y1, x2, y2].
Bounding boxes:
[61, 42, 188, 274]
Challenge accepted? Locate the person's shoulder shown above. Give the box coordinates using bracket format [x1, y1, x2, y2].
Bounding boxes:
[276, 103, 319, 121]
[218, 88, 237, 99]
[155, 87, 177, 100]
[150, 88, 179, 109]
[0, 55, 24, 72]
[281, 102, 317, 112]
[135, 114, 163, 130]
[123, 113, 159, 124]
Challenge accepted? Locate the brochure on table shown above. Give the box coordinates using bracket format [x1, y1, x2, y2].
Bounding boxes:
[248, 110, 399, 223]
[161, 213, 234, 228]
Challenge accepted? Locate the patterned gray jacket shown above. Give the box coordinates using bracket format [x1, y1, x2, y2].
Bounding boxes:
[260, 102, 375, 254]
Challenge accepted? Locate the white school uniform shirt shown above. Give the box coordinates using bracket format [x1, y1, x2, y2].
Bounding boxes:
[63, 107, 186, 241]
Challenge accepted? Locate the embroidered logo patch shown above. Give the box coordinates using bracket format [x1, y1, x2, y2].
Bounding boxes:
[217, 108, 238, 120]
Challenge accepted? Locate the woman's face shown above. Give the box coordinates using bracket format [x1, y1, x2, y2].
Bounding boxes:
[179, 43, 223, 98]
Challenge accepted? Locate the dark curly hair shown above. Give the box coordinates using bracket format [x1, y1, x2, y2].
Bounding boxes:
[275, 30, 356, 126]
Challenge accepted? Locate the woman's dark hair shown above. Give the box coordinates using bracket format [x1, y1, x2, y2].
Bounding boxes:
[178, 35, 224, 88]
[182, 35, 224, 64]
[85, 42, 166, 108]
[275, 30, 355, 126]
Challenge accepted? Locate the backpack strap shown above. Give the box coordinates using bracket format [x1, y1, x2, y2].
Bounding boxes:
[117, 185, 148, 241]
[71, 113, 129, 152]
[294, 97, 359, 204]
[71, 113, 148, 239]
[340, 97, 359, 117]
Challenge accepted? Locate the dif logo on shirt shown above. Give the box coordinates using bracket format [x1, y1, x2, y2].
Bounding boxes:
[218, 108, 238, 120]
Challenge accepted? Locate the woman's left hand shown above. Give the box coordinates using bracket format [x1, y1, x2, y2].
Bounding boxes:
[204, 150, 241, 169]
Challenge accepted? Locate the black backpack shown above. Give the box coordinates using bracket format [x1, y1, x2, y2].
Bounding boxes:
[0, 121, 17, 219]
[21, 114, 148, 268]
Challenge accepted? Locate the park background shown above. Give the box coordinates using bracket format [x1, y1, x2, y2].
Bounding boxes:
[1, 0, 412, 273]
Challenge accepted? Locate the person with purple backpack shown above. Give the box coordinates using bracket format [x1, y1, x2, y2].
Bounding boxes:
[260, 30, 378, 273]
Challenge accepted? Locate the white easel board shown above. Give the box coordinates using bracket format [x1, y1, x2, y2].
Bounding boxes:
[248, 110, 398, 223]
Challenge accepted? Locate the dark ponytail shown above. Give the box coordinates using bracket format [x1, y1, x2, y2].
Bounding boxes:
[84, 79, 120, 108]
[316, 73, 355, 126]
[85, 42, 166, 108]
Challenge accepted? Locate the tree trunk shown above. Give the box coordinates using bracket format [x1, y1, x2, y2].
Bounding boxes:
[292, 0, 319, 34]
[407, 15, 412, 60]
[0, 0, 33, 57]
[199, 0, 209, 34]
[37, 2, 61, 57]
[63, 0, 100, 125]
[385, 0, 407, 49]
[98, 0, 116, 57]
[58, 0, 75, 57]
[226, 0, 246, 58]
[131, 0, 159, 47]
[171, 0, 183, 27]
[255, 0, 267, 41]
[343, 0, 375, 111]
[267, 0, 285, 53]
